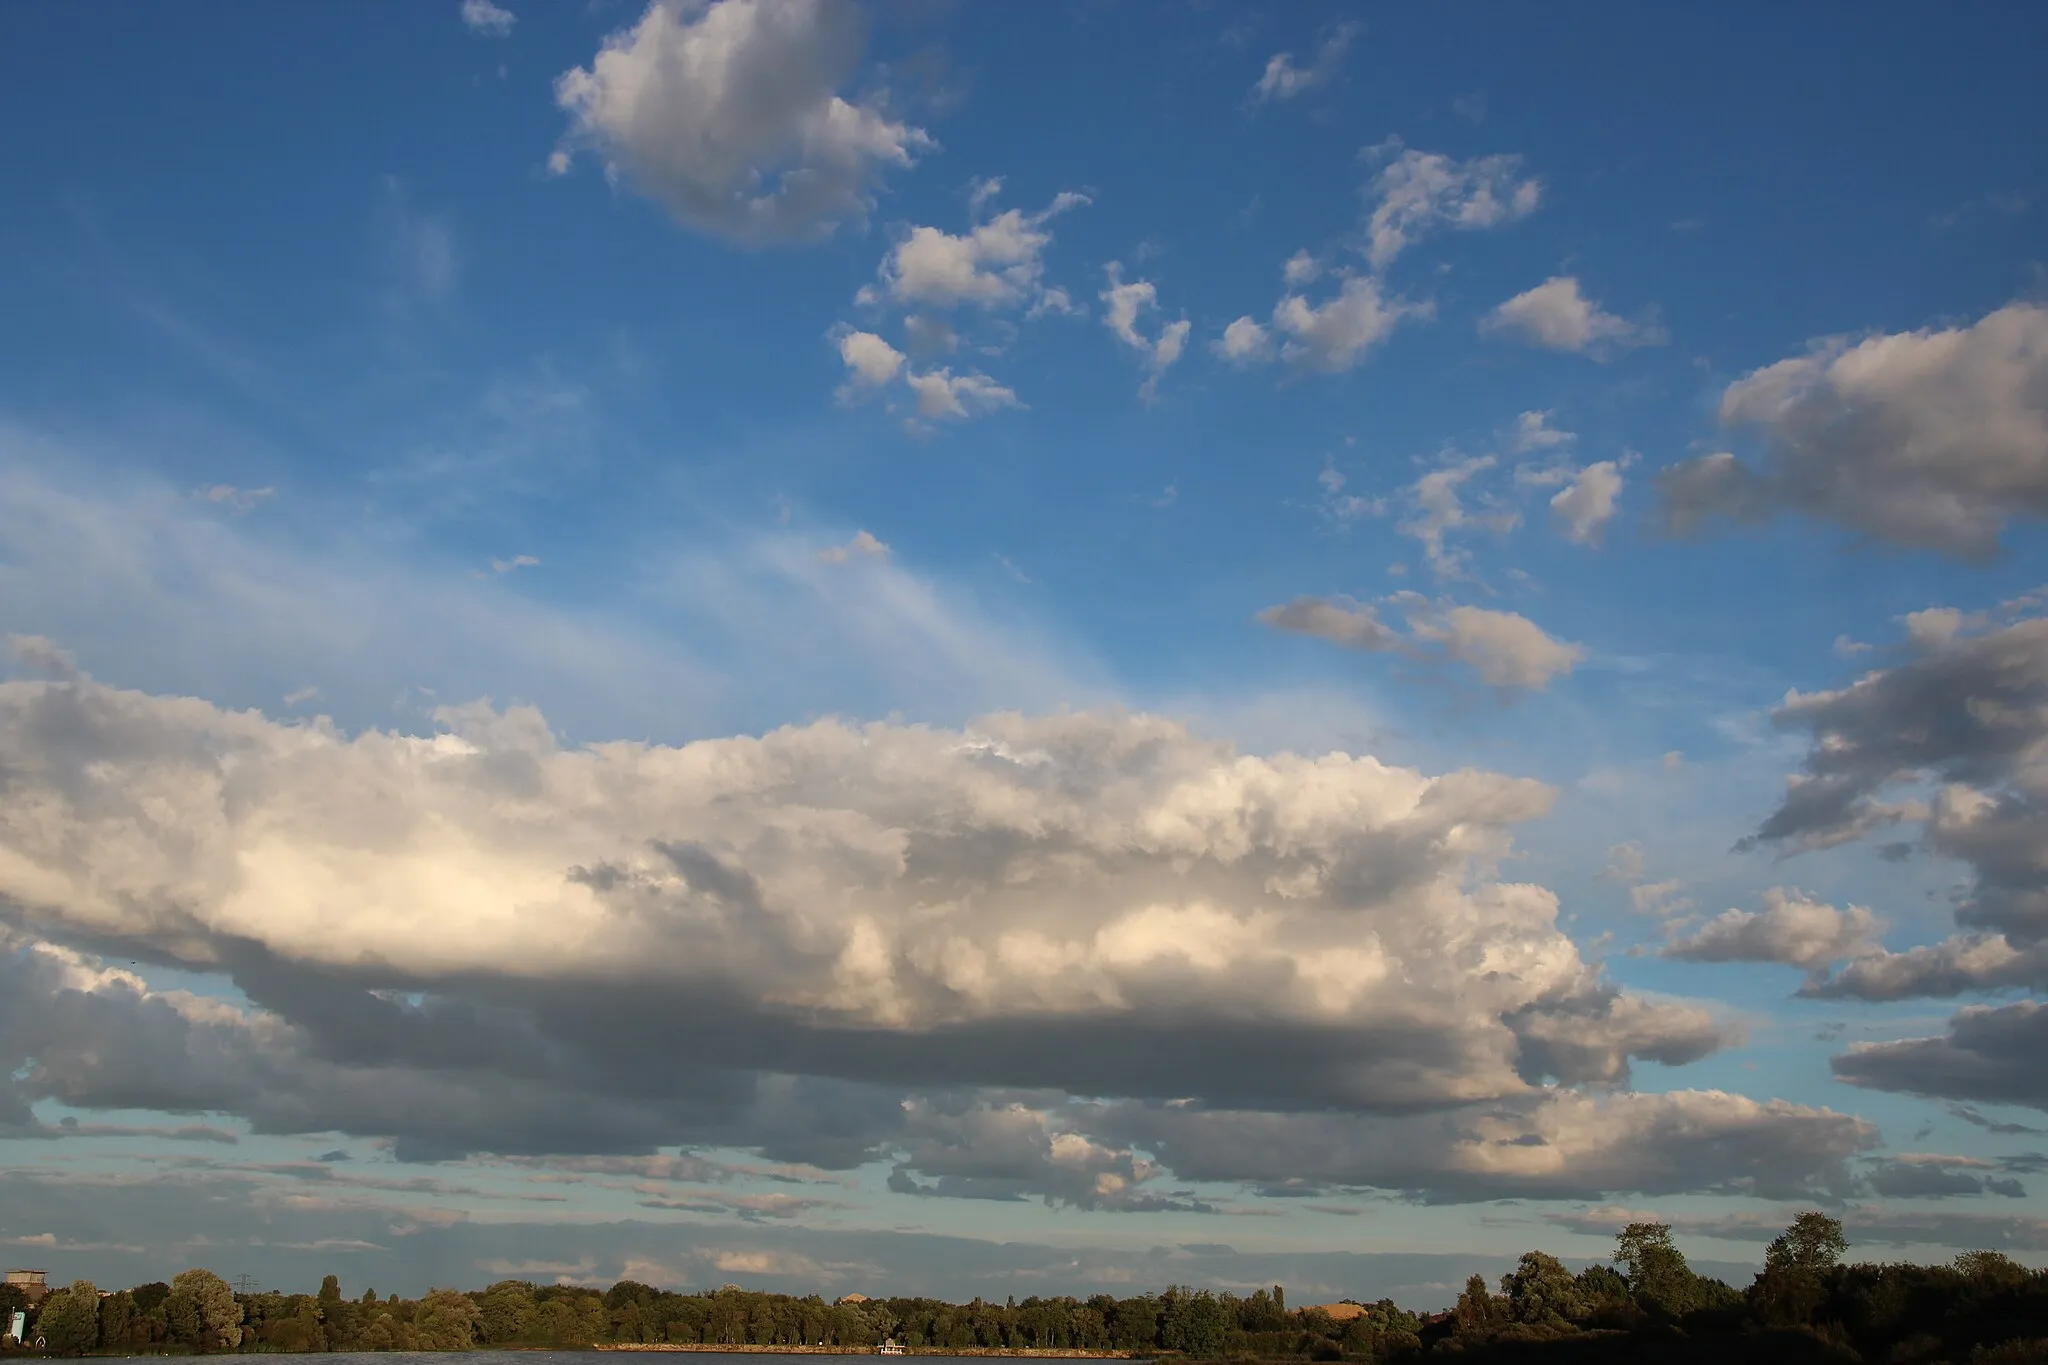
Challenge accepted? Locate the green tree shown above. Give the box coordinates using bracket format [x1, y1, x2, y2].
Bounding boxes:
[163, 1287, 201, 1347]
[414, 1289, 483, 1350]
[1614, 1220, 1698, 1316]
[1454, 1274, 1504, 1338]
[1765, 1211, 1849, 1276]
[171, 1268, 244, 1351]
[1957, 1251, 2036, 1290]
[479, 1280, 540, 1344]
[1501, 1251, 1584, 1327]
[37, 1281, 101, 1356]
[318, 1275, 343, 1307]
[99, 1291, 137, 1350]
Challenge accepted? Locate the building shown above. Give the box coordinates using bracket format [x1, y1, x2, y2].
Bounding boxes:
[3, 1272, 48, 1305]
[836, 1294, 870, 1305]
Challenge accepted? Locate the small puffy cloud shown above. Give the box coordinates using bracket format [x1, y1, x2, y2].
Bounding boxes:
[1549, 461, 1625, 545]
[1399, 455, 1517, 578]
[904, 368, 1021, 422]
[1100, 266, 1191, 402]
[1363, 141, 1541, 271]
[1404, 602, 1584, 692]
[874, 192, 1088, 311]
[1250, 23, 1359, 104]
[1282, 250, 1321, 287]
[1212, 316, 1274, 367]
[489, 554, 542, 574]
[816, 530, 890, 565]
[1509, 410, 1574, 454]
[552, 0, 933, 246]
[1256, 596, 1403, 653]
[1662, 888, 1887, 974]
[460, 0, 516, 37]
[1480, 276, 1661, 357]
[1258, 595, 1581, 695]
[1270, 276, 1430, 372]
[834, 329, 906, 392]
[832, 329, 1016, 424]
[1658, 303, 2048, 558]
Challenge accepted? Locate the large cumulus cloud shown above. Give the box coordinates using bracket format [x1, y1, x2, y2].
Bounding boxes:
[0, 666, 1878, 1204]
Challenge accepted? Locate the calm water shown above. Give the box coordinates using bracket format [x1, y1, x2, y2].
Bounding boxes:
[97, 1356, 1134, 1363]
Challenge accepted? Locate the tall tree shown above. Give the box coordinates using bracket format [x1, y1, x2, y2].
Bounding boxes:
[36, 1281, 100, 1356]
[1765, 1211, 1849, 1276]
[170, 1268, 244, 1351]
[1613, 1221, 1698, 1316]
[1453, 1274, 1502, 1338]
[1501, 1251, 1584, 1327]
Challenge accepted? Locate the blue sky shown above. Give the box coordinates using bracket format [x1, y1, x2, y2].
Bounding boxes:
[1, 0, 2046, 1307]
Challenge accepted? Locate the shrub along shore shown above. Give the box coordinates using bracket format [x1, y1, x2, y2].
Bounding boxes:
[8, 1215, 2045, 1363]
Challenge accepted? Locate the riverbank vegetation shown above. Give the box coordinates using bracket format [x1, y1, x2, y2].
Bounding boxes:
[5, 1215, 2043, 1362]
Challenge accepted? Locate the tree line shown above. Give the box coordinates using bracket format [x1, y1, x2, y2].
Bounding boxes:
[5, 1214, 2044, 1362]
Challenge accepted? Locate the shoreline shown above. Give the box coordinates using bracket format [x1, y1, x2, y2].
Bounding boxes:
[594, 1347, 1143, 1358]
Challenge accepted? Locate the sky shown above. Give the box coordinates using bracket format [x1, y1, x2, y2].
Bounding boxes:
[1, 0, 2046, 1310]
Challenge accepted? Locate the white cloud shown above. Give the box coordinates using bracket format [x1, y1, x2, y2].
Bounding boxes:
[1098, 1087, 1868, 1203]
[1256, 596, 1403, 653]
[1399, 455, 1517, 578]
[873, 192, 1088, 311]
[1808, 933, 2048, 1002]
[903, 367, 1021, 422]
[1481, 276, 1660, 357]
[833, 329, 906, 393]
[551, 0, 933, 245]
[1282, 250, 1321, 286]
[1404, 601, 1585, 692]
[1509, 410, 1574, 454]
[1212, 316, 1274, 366]
[489, 554, 541, 574]
[1363, 142, 1541, 271]
[0, 681, 1722, 1131]
[1100, 265, 1191, 401]
[1658, 302, 2048, 558]
[1549, 460, 1625, 545]
[834, 330, 1015, 423]
[460, 0, 516, 37]
[1258, 594, 1582, 695]
[1662, 888, 1887, 974]
[1269, 276, 1430, 372]
[1250, 23, 1359, 104]
[816, 530, 890, 564]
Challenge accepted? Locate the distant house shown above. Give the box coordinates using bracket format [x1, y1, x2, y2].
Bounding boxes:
[836, 1294, 870, 1305]
[3, 1272, 48, 1305]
